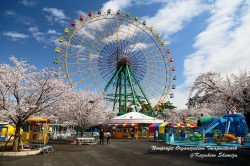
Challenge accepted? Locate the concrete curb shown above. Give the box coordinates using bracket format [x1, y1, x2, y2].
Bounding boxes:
[0, 149, 41, 156]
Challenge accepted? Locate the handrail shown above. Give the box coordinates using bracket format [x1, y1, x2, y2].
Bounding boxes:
[1, 134, 13, 151]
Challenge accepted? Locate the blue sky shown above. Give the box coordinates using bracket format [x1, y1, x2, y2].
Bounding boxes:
[1, 0, 250, 110]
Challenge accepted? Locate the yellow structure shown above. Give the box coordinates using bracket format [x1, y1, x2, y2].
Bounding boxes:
[158, 122, 169, 134]
[1, 124, 15, 137]
[22, 116, 50, 144]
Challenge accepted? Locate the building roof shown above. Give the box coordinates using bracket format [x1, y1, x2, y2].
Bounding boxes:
[105, 112, 164, 124]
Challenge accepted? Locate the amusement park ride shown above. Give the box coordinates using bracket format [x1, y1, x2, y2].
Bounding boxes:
[148, 113, 249, 146]
[54, 9, 176, 117]
[0, 117, 50, 146]
[196, 113, 248, 144]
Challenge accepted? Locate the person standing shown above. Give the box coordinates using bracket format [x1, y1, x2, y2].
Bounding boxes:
[130, 130, 134, 140]
[99, 129, 104, 145]
[106, 130, 111, 144]
[154, 130, 158, 143]
[197, 116, 202, 127]
[225, 96, 233, 114]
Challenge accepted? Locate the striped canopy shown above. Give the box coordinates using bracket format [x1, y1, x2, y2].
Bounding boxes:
[149, 123, 162, 133]
[149, 122, 197, 133]
[149, 122, 170, 134]
[167, 123, 198, 128]
[106, 123, 138, 127]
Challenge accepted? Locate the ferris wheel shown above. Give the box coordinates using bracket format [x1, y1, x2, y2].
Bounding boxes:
[54, 9, 176, 117]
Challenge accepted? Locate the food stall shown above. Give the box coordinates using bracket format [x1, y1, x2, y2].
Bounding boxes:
[105, 112, 163, 138]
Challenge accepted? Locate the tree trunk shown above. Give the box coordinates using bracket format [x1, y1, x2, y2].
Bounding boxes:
[12, 121, 22, 152]
[80, 126, 84, 137]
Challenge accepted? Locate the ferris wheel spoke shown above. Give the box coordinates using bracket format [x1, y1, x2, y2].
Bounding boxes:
[129, 27, 149, 49]
[107, 15, 120, 41]
[75, 24, 106, 50]
[146, 61, 166, 64]
[74, 71, 103, 85]
[84, 76, 105, 91]
[121, 19, 133, 45]
[127, 41, 156, 61]
[97, 77, 114, 93]
[96, 16, 117, 43]
[144, 54, 164, 60]
[69, 35, 97, 50]
[129, 67, 156, 107]
[140, 75, 167, 88]
[127, 21, 141, 44]
[66, 62, 99, 67]
[65, 53, 80, 58]
[146, 65, 168, 71]
[140, 86, 163, 102]
[69, 67, 100, 77]
[86, 18, 112, 46]
[142, 47, 163, 58]
[90, 17, 111, 41]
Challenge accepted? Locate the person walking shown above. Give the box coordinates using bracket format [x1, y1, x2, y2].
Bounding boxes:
[99, 129, 104, 145]
[154, 130, 158, 143]
[130, 130, 134, 140]
[106, 130, 111, 144]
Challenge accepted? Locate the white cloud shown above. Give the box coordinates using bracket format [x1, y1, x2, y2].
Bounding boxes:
[141, 0, 206, 40]
[3, 31, 29, 41]
[102, 0, 132, 13]
[102, 23, 139, 43]
[4, 10, 16, 16]
[133, 0, 161, 5]
[43, 7, 70, 26]
[170, 84, 190, 110]
[28, 26, 45, 42]
[49, 35, 63, 46]
[4, 10, 34, 25]
[47, 29, 61, 35]
[184, 0, 250, 85]
[178, 0, 250, 109]
[19, 0, 37, 6]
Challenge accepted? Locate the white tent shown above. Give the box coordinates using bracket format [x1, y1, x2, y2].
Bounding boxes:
[105, 112, 164, 124]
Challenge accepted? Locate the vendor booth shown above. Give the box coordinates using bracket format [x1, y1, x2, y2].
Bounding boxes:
[106, 123, 138, 138]
[105, 112, 163, 138]
[149, 122, 198, 143]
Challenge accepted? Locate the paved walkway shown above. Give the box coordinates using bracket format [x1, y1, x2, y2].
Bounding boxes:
[0, 139, 249, 166]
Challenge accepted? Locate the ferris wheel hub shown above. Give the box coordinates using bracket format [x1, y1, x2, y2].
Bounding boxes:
[117, 57, 130, 68]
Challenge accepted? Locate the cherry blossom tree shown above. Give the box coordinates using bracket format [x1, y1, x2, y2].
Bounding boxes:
[188, 69, 250, 127]
[0, 56, 72, 151]
[56, 90, 114, 137]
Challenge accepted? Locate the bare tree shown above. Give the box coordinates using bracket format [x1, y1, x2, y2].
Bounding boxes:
[188, 69, 250, 116]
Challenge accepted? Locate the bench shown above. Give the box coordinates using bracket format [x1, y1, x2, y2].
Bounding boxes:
[77, 137, 96, 145]
[40, 146, 53, 154]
